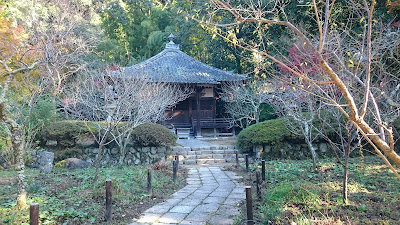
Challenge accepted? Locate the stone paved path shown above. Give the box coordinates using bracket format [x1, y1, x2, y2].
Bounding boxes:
[129, 166, 245, 225]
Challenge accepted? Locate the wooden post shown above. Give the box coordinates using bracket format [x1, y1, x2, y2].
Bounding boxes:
[262, 160, 266, 181]
[235, 150, 239, 167]
[175, 152, 179, 166]
[245, 154, 249, 172]
[196, 87, 201, 137]
[245, 186, 254, 225]
[173, 160, 177, 183]
[256, 171, 261, 200]
[30, 203, 39, 225]
[147, 168, 152, 196]
[105, 179, 112, 222]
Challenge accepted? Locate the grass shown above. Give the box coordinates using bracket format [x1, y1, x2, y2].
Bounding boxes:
[0, 163, 186, 224]
[229, 156, 400, 225]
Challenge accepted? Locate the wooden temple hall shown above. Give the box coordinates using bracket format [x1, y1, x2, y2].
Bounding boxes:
[118, 34, 247, 138]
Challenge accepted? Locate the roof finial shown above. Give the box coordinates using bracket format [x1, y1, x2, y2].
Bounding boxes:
[168, 33, 175, 43]
[165, 33, 180, 50]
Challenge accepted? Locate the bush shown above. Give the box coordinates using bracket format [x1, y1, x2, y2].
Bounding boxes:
[40, 121, 97, 147]
[131, 123, 177, 147]
[237, 117, 301, 153]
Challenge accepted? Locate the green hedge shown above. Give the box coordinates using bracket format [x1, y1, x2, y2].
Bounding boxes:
[237, 117, 301, 153]
[131, 123, 177, 147]
[40, 120, 98, 147]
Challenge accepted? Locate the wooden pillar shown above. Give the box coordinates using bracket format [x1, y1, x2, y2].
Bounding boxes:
[212, 87, 216, 118]
[213, 87, 217, 138]
[196, 87, 202, 137]
[189, 96, 193, 122]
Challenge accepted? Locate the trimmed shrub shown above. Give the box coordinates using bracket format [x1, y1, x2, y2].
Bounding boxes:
[131, 123, 177, 147]
[237, 117, 301, 153]
[40, 121, 97, 147]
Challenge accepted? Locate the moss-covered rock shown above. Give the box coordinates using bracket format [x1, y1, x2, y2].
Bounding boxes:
[40, 121, 98, 147]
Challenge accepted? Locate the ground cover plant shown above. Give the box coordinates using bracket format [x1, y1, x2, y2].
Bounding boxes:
[0, 163, 186, 224]
[228, 156, 400, 224]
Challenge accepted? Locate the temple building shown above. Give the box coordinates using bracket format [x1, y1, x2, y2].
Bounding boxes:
[117, 34, 247, 138]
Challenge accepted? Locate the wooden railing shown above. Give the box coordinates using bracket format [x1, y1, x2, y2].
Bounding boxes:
[191, 118, 235, 129]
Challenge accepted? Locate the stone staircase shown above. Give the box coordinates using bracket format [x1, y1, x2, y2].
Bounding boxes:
[169, 145, 245, 165]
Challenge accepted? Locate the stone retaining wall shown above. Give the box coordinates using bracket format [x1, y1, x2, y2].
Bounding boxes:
[254, 142, 338, 160]
[43, 137, 172, 166]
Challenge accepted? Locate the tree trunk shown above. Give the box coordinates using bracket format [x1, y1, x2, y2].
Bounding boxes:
[306, 138, 317, 169]
[303, 121, 317, 169]
[93, 139, 106, 183]
[9, 120, 28, 209]
[343, 146, 350, 204]
[118, 133, 132, 166]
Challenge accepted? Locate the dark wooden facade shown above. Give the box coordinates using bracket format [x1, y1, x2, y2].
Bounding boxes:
[116, 34, 246, 138]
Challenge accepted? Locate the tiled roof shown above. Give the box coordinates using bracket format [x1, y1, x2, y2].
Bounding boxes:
[116, 47, 247, 84]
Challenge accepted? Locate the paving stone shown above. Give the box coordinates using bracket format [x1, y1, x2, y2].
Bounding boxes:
[208, 215, 235, 225]
[137, 213, 161, 223]
[146, 204, 172, 214]
[169, 205, 196, 213]
[229, 193, 246, 199]
[152, 223, 177, 225]
[193, 203, 220, 213]
[179, 198, 203, 206]
[209, 191, 230, 198]
[172, 190, 192, 199]
[217, 205, 242, 217]
[185, 209, 213, 222]
[132, 164, 245, 225]
[164, 198, 183, 206]
[158, 212, 187, 224]
[202, 196, 226, 204]
[128, 222, 150, 225]
[179, 221, 207, 225]
[223, 197, 243, 206]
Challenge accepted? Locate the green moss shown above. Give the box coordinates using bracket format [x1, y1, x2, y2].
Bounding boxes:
[53, 147, 81, 161]
[40, 121, 98, 147]
[131, 123, 177, 147]
[54, 160, 67, 168]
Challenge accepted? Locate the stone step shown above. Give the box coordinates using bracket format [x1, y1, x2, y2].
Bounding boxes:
[184, 155, 197, 160]
[199, 154, 213, 159]
[196, 150, 213, 155]
[183, 159, 197, 165]
[179, 157, 245, 165]
[212, 154, 224, 159]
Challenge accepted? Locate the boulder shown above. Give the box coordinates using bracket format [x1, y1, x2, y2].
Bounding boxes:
[319, 143, 328, 153]
[45, 140, 57, 147]
[75, 136, 96, 147]
[35, 150, 54, 173]
[111, 148, 119, 155]
[65, 158, 91, 170]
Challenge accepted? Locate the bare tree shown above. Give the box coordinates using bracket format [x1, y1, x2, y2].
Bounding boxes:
[220, 80, 270, 128]
[267, 89, 320, 169]
[201, 0, 400, 177]
[63, 71, 124, 183]
[108, 70, 192, 165]
[0, 0, 95, 208]
[316, 101, 364, 203]
[63, 70, 192, 177]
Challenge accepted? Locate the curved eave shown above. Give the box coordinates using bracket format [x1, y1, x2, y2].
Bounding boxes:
[116, 48, 247, 84]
